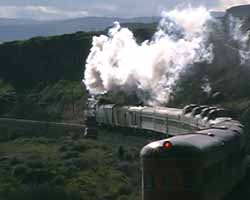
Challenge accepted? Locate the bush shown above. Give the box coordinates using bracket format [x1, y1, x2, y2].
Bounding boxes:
[27, 159, 45, 169]
[60, 151, 79, 159]
[58, 145, 68, 152]
[64, 158, 81, 168]
[51, 175, 65, 185]
[9, 156, 22, 166]
[117, 195, 129, 200]
[117, 162, 135, 176]
[70, 142, 89, 152]
[24, 168, 53, 184]
[11, 164, 29, 177]
[3, 184, 83, 200]
[118, 184, 133, 195]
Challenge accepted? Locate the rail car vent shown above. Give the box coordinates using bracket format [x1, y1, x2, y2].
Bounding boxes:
[232, 129, 241, 134]
[237, 124, 244, 128]
[207, 133, 215, 137]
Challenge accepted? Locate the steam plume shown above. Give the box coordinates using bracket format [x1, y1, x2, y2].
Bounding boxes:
[201, 77, 212, 96]
[227, 15, 250, 65]
[84, 7, 214, 105]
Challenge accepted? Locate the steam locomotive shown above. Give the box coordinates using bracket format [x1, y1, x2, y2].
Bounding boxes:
[86, 100, 248, 200]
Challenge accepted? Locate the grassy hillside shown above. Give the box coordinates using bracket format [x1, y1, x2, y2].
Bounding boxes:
[0, 129, 155, 200]
[0, 24, 156, 91]
[0, 32, 93, 91]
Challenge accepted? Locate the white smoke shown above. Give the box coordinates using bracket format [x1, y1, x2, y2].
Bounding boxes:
[84, 7, 214, 105]
[228, 15, 250, 65]
[201, 77, 212, 96]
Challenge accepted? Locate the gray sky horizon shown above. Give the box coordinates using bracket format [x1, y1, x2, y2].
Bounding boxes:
[0, 0, 249, 20]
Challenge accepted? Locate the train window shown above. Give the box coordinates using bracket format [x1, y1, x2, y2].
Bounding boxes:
[155, 119, 164, 125]
[130, 112, 137, 125]
[168, 120, 180, 127]
[142, 116, 153, 122]
[182, 123, 194, 130]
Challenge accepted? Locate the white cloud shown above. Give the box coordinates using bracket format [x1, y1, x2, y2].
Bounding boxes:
[92, 4, 118, 12]
[214, 0, 250, 11]
[0, 5, 89, 20]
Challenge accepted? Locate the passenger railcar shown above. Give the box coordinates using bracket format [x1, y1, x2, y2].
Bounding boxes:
[95, 104, 200, 136]
[141, 121, 247, 200]
[94, 103, 218, 136]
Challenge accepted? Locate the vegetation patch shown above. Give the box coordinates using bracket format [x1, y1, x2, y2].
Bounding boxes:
[0, 130, 150, 200]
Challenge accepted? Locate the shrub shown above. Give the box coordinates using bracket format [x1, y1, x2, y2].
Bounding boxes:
[117, 195, 129, 200]
[9, 156, 22, 166]
[118, 184, 133, 195]
[11, 164, 29, 177]
[51, 175, 65, 185]
[24, 168, 53, 184]
[27, 159, 45, 169]
[60, 151, 79, 159]
[64, 158, 81, 168]
[3, 184, 83, 200]
[58, 145, 68, 152]
[117, 162, 135, 176]
[70, 142, 89, 152]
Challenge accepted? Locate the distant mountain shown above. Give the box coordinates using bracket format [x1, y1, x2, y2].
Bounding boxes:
[0, 16, 159, 42]
[0, 18, 42, 26]
[226, 4, 250, 17]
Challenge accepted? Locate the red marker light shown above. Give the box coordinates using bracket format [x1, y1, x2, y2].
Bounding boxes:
[163, 141, 172, 149]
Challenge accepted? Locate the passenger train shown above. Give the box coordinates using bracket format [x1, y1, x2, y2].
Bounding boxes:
[85, 99, 248, 200]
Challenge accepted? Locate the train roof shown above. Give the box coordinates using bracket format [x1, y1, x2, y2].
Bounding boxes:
[127, 106, 145, 112]
[98, 104, 116, 108]
[140, 106, 182, 117]
[154, 107, 182, 117]
[156, 106, 182, 113]
[141, 128, 242, 166]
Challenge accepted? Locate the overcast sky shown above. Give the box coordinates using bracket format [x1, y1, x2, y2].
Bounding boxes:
[0, 0, 249, 20]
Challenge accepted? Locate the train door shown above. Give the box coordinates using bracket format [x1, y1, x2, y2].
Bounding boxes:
[142, 158, 202, 200]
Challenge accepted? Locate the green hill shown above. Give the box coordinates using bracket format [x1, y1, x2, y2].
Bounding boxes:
[0, 32, 93, 90]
